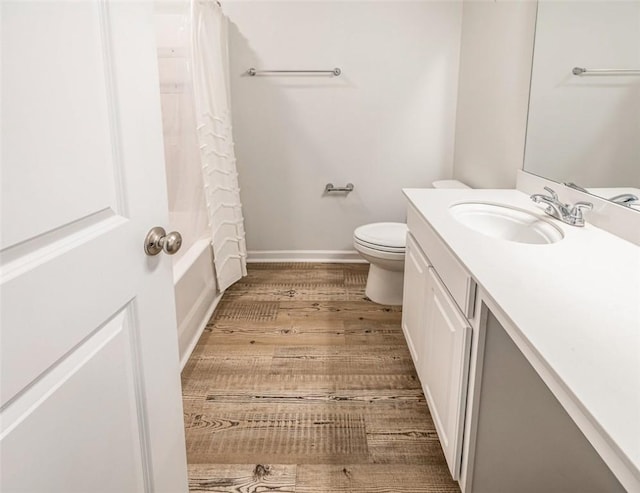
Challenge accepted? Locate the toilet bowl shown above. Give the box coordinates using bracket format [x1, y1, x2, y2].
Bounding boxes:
[354, 179, 470, 306]
[354, 222, 408, 305]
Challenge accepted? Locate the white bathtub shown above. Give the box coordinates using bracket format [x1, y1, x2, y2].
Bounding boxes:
[156, 8, 222, 367]
[173, 238, 221, 368]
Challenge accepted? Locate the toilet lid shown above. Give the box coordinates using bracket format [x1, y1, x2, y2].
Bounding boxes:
[354, 237, 406, 254]
[354, 222, 408, 249]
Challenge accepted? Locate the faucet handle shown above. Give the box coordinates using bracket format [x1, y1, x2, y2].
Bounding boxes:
[569, 201, 593, 226]
[573, 201, 593, 212]
[543, 186, 558, 200]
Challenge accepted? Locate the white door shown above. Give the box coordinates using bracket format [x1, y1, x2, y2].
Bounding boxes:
[422, 267, 471, 480]
[401, 233, 431, 371]
[0, 2, 188, 492]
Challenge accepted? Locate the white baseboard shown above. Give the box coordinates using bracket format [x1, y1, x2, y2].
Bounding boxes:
[179, 291, 223, 371]
[247, 250, 366, 263]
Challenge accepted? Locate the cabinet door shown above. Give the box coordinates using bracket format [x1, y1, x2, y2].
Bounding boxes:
[422, 267, 472, 480]
[401, 233, 430, 372]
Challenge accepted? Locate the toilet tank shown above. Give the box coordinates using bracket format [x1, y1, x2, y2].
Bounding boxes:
[432, 180, 470, 189]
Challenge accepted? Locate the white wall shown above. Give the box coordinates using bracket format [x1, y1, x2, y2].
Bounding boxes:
[223, 1, 463, 256]
[452, 0, 537, 189]
[524, 1, 640, 189]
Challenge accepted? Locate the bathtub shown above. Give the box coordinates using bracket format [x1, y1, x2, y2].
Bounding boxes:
[173, 237, 221, 368]
[155, 6, 222, 367]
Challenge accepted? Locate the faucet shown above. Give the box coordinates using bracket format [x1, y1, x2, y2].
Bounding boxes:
[530, 187, 593, 227]
[609, 193, 638, 206]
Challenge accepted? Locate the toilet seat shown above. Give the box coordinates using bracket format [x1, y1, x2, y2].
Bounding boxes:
[353, 222, 407, 252]
[353, 240, 406, 261]
[354, 237, 405, 254]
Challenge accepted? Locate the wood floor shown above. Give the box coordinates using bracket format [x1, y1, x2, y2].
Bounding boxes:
[181, 263, 460, 492]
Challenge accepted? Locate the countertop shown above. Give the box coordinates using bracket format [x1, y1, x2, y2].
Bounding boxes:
[403, 188, 640, 489]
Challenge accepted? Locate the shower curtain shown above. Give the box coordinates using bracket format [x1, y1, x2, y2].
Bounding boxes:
[190, 0, 247, 292]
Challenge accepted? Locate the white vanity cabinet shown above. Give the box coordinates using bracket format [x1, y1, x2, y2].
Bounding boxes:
[402, 189, 637, 493]
[402, 209, 474, 480]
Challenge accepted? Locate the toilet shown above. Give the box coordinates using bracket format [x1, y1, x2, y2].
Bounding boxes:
[354, 179, 470, 305]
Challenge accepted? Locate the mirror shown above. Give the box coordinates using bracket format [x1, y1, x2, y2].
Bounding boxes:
[523, 1, 640, 210]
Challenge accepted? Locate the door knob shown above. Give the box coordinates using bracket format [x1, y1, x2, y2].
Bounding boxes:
[144, 227, 183, 256]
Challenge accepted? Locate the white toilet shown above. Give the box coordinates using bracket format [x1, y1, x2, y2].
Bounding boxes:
[354, 222, 408, 305]
[354, 179, 470, 305]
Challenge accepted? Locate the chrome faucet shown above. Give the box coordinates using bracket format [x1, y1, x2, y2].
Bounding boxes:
[609, 193, 638, 206]
[530, 187, 593, 227]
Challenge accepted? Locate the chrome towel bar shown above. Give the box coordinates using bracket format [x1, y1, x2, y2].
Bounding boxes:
[247, 67, 341, 77]
[325, 183, 354, 193]
[572, 67, 640, 76]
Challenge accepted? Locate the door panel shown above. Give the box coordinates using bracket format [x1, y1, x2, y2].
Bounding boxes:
[401, 233, 431, 371]
[0, 309, 146, 493]
[422, 267, 471, 479]
[1, 1, 188, 491]
[1, 217, 133, 405]
[1, 1, 120, 248]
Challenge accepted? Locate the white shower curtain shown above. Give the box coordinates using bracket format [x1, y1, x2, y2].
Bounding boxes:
[190, 0, 247, 292]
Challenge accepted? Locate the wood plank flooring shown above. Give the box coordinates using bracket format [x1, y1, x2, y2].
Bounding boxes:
[181, 263, 460, 492]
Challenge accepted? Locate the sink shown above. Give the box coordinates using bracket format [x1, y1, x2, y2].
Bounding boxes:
[449, 202, 564, 244]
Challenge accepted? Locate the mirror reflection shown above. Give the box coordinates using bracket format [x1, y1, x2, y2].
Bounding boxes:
[524, 1, 640, 210]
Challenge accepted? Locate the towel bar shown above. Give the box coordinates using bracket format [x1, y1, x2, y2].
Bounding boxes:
[247, 68, 341, 77]
[325, 183, 354, 193]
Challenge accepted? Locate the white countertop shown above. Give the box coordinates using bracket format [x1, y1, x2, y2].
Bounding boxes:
[403, 188, 640, 489]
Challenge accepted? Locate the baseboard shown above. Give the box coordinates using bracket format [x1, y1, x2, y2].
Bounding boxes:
[179, 290, 223, 371]
[247, 250, 366, 263]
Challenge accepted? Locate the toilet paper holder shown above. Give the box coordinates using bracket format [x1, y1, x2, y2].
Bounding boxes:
[325, 183, 354, 193]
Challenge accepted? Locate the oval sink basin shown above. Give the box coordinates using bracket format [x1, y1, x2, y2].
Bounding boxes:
[449, 202, 564, 245]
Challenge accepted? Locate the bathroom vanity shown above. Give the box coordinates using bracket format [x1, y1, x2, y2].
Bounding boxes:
[402, 188, 640, 493]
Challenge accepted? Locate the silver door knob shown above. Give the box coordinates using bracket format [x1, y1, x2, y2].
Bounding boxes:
[144, 227, 183, 256]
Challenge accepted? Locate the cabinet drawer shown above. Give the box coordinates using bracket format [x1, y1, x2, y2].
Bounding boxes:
[407, 204, 476, 318]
